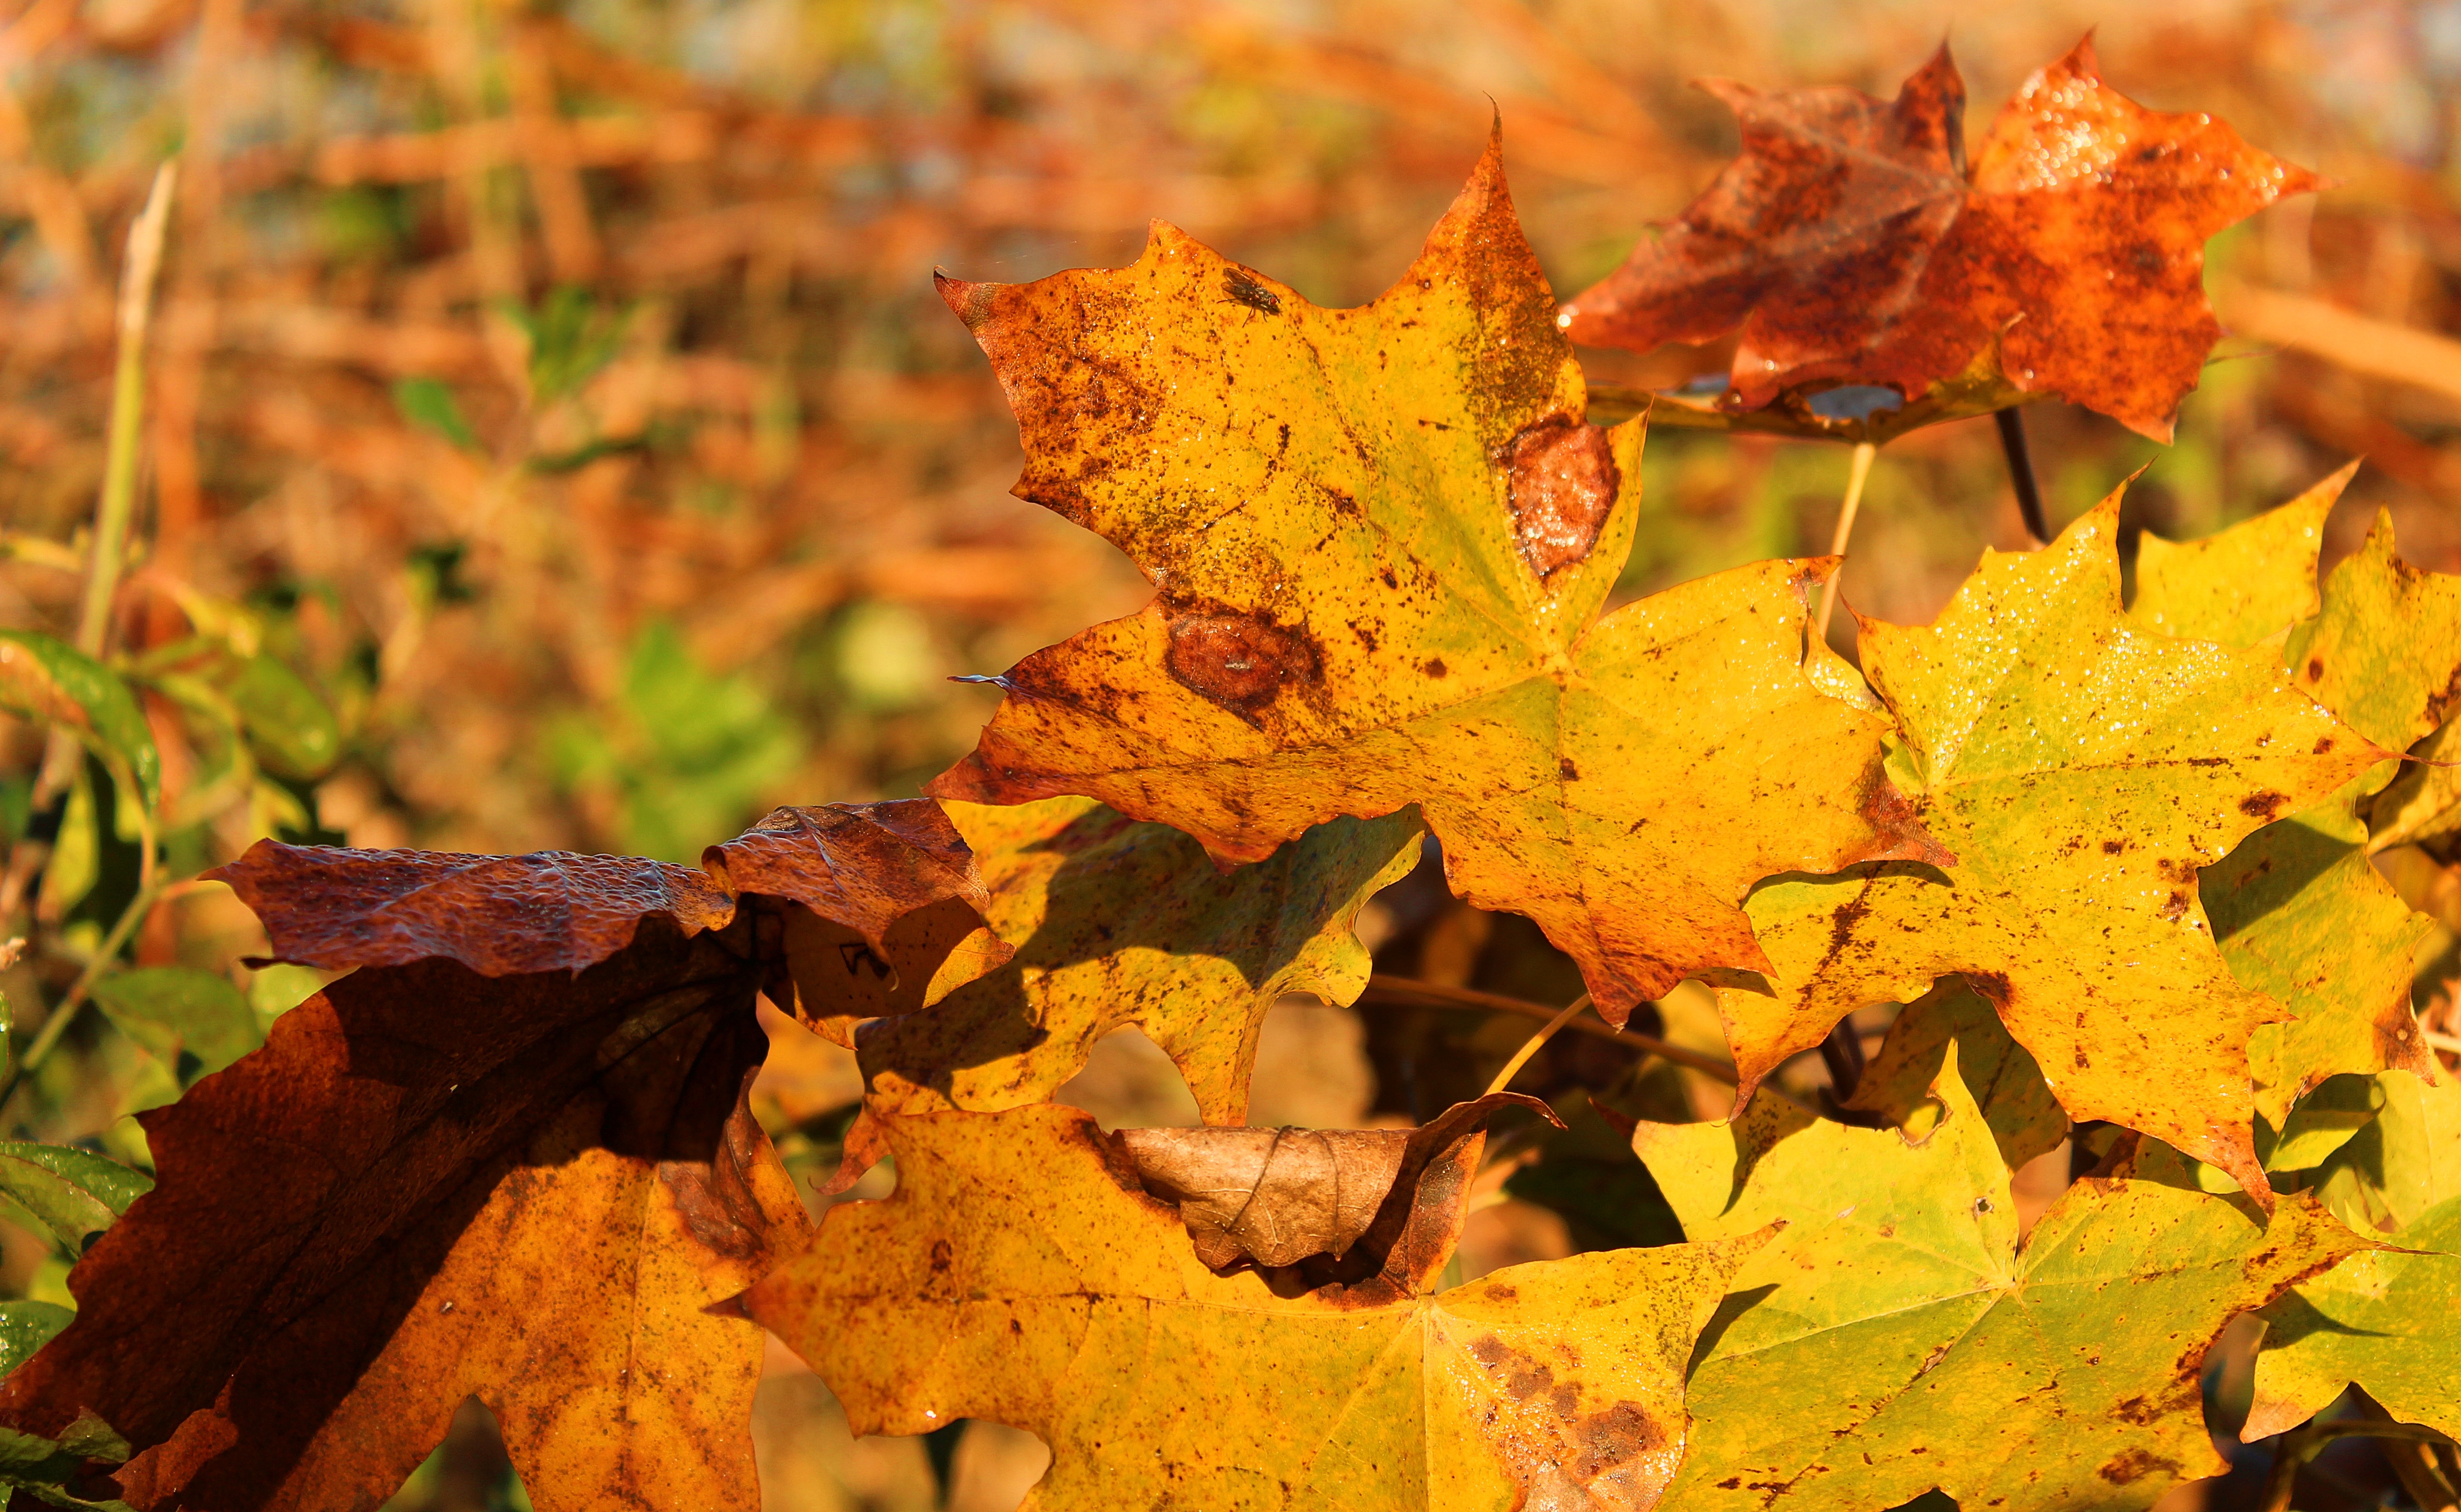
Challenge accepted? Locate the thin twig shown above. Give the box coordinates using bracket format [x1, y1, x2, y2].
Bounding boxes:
[1995, 406, 2049, 544]
[1484, 993, 1590, 1097]
[1813, 440, 1876, 640]
[2423, 1028, 2461, 1056]
[1361, 974, 1738, 1083]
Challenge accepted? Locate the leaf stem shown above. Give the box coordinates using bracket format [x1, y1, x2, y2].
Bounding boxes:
[3, 165, 177, 923]
[1994, 406, 2049, 544]
[1483, 993, 1590, 1097]
[76, 162, 178, 659]
[1813, 441, 1877, 640]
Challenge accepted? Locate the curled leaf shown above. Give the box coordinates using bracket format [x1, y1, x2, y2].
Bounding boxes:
[1117, 1091, 1555, 1273]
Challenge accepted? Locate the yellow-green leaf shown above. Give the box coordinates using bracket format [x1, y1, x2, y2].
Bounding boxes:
[2287, 509, 2461, 751]
[1715, 493, 2381, 1198]
[2202, 784, 2435, 1126]
[2368, 716, 2461, 853]
[858, 797, 1420, 1124]
[748, 1103, 1766, 1512]
[926, 134, 1940, 1024]
[1840, 981, 2067, 1171]
[2124, 475, 2442, 1121]
[89, 968, 263, 1086]
[0, 632, 159, 810]
[2127, 462, 2348, 648]
[1635, 1044, 2376, 1512]
[2248, 1072, 2461, 1441]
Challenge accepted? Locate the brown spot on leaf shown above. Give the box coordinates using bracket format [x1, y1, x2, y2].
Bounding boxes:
[1165, 609, 1321, 713]
[2311, 736, 2335, 755]
[1505, 417, 1620, 578]
[2098, 1447, 2180, 1484]
[2102, 839, 2125, 855]
[2238, 791, 2290, 820]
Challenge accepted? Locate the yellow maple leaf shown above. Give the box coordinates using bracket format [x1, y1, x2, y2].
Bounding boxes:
[749, 1101, 1766, 1511]
[928, 131, 1937, 1023]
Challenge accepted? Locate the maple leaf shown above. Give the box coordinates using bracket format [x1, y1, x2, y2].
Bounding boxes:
[1839, 981, 2067, 1172]
[0, 802, 999, 1511]
[2125, 470, 2441, 1124]
[1634, 1044, 2376, 1512]
[747, 1099, 1767, 1512]
[2243, 1071, 2461, 1442]
[2288, 509, 2461, 753]
[856, 796, 1419, 1125]
[2315, 511, 2461, 857]
[925, 131, 1939, 1024]
[1713, 492, 2386, 1200]
[1560, 40, 2320, 441]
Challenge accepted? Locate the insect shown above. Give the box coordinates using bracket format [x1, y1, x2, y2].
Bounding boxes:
[1222, 267, 1282, 315]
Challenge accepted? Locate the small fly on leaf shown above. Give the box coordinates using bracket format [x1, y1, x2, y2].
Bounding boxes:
[1222, 268, 1280, 315]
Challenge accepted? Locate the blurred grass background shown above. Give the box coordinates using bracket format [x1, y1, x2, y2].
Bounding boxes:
[5, 0, 2461, 1505]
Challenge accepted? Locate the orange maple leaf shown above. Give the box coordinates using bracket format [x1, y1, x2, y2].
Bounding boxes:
[1560, 39, 2319, 441]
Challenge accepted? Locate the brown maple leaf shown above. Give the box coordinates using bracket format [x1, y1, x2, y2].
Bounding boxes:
[0, 801, 1002, 1511]
[1560, 39, 2320, 441]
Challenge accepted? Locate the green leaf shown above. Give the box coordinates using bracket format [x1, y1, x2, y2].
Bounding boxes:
[0, 633, 159, 809]
[503, 286, 626, 404]
[2247, 1193, 2461, 1442]
[391, 376, 478, 451]
[2311, 1068, 2461, 1236]
[0, 1145, 151, 1254]
[0, 1302, 73, 1378]
[2260, 1074, 2382, 1173]
[1635, 1043, 2376, 1512]
[2251, 1073, 2461, 1441]
[2202, 778, 2436, 1126]
[90, 968, 262, 1084]
[225, 655, 340, 781]
[37, 769, 97, 921]
[0, 1408, 134, 1512]
[1841, 981, 2068, 1171]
